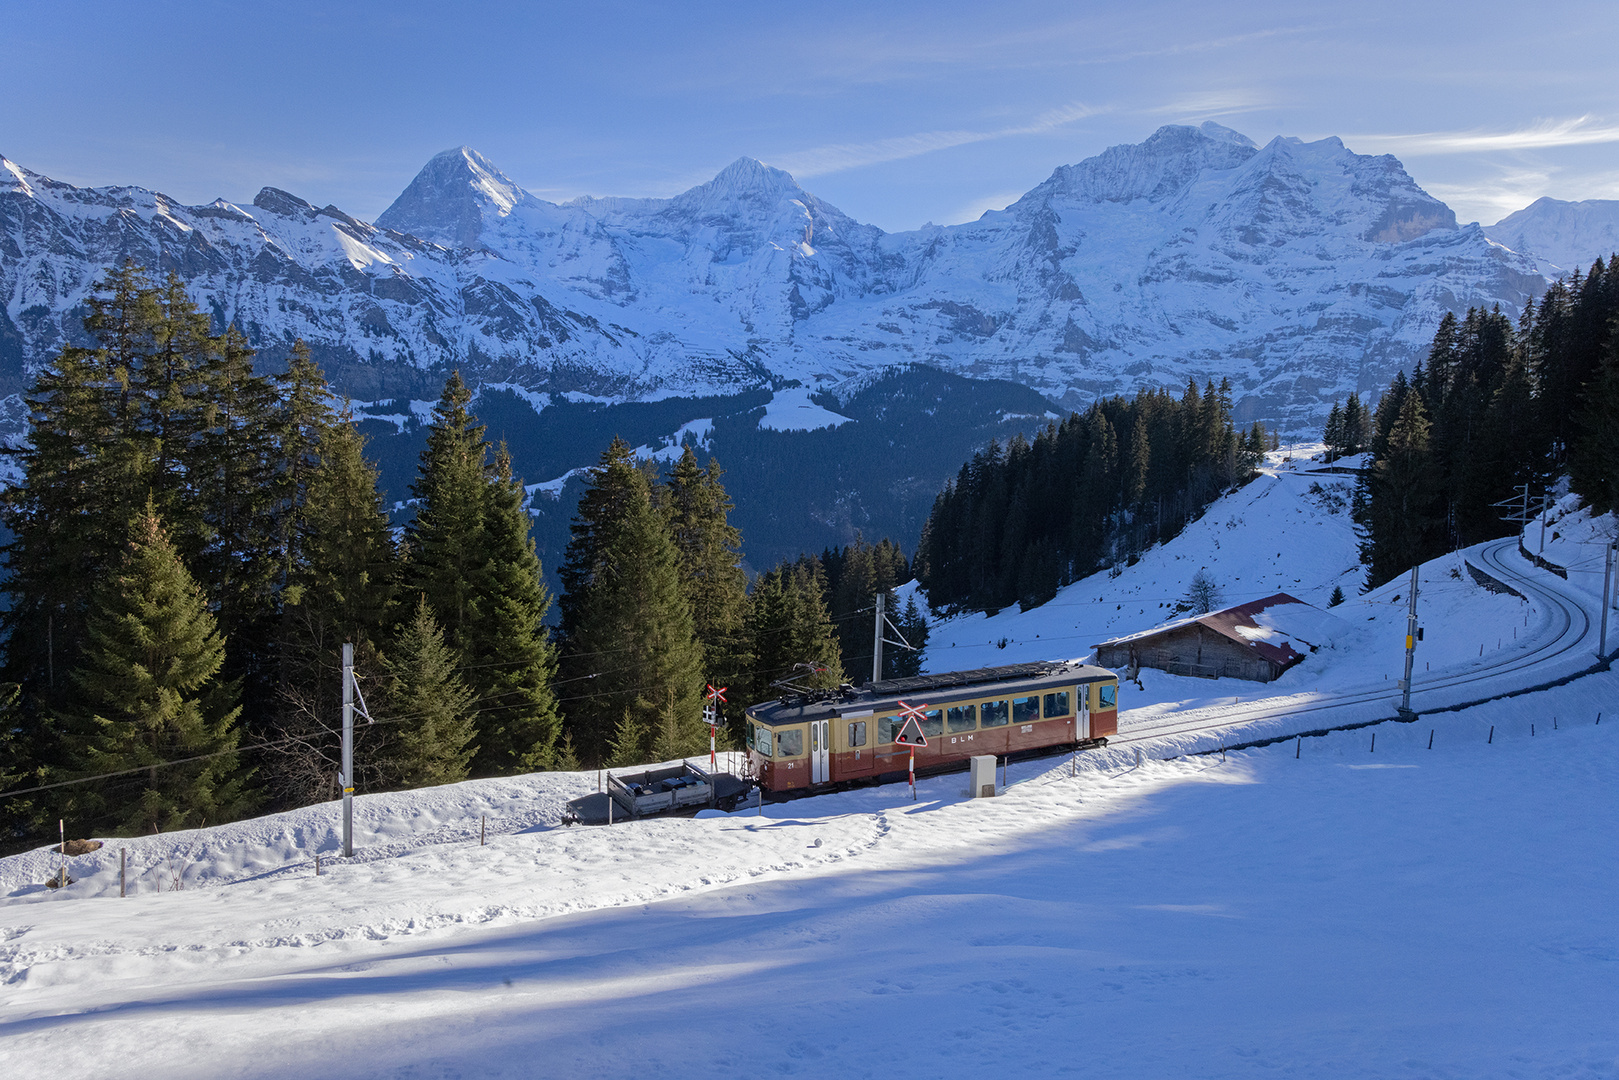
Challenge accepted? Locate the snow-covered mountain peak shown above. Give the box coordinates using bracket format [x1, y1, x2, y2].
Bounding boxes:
[0, 154, 37, 197]
[682, 157, 804, 205]
[1021, 122, 1261, 207]
[376, 146, 529, 248]
[1485, 196, 1619, 273]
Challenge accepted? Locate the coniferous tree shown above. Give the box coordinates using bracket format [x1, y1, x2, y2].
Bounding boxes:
[606, 708, 649, 768]
[661, 447, 750, 716]
[889, 596, 930, 679]
[384, 598, 478, 789]
[464, 445, 562, 773]
[561, 447, 705, 765]
[1570, 341, 1619, 516]
[1362, 392, 1441, 585]
[193, 325, 283, 702]
[269, 416, 397, 808]
[63, 508, 249, 835]
[404, 372, 489, 652]
[747, 558, 844, 703]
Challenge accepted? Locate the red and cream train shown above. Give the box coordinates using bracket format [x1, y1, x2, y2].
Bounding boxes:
[745, 661, 1118, 793]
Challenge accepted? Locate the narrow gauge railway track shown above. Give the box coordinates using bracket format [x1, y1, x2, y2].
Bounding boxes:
[1110, 538, 1597, 749]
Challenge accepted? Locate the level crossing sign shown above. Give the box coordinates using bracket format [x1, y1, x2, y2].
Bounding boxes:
[893, 700, 929, 747]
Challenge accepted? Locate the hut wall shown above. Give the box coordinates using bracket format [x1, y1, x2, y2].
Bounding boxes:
[1099, 624, 1283, 682]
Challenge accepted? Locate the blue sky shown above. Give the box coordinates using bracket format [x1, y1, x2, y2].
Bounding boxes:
[3, 0, 1616, 231]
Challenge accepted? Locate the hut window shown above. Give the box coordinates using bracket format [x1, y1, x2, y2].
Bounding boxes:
[776, 728, 804, 757]
[922, 709, 944, 737]
[947, 704, 977, 732]
[1043, 691, 1071, 718]
[848, 720, 867, 747]
[981, 699, 1009, 727]
[1012, 696, 1039, 724]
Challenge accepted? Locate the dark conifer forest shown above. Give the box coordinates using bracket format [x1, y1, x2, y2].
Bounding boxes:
[914, 379, 1265, 615]
[1348, 258, 1619, 588]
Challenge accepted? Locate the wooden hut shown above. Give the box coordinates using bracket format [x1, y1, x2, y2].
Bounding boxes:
[1093, 592, 1345, 683]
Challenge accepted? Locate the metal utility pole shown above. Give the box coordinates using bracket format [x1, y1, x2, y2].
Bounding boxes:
[872, 592, 885, 684]
[341, 642, 354, 857]
[1539, 494, 1550, 554]
[1600, 541, 1614, 665]
[1399, 565, 1420, 720]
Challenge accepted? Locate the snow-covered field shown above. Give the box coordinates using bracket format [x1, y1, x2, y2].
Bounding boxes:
[4, 451, 1615, 1078]
[2, 672, 1615, 1078]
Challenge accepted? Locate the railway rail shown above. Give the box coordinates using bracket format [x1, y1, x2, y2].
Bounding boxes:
[1109, 537, 1604, 751]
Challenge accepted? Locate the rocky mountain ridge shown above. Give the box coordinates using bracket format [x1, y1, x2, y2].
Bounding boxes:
[0, 124, 1555, 428]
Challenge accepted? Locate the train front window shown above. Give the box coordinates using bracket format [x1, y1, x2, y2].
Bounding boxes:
[849, 720, 867, 747]
[922, 709, 944, 737]
[947, 704, 976, 732]
[1099, 683, 1117, 709]
[777, 728, 804, 757]
[1012, 696, 1039, 724]
[981, 699, 1009, 727]
[755, 725, 772, 757]
[1043, 691, 1071, 718]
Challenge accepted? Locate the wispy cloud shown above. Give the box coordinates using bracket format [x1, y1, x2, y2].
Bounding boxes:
[768, 102, 1104, 178]
[1348, 116, 1619, 156]
[1148, 89, 1271, 120]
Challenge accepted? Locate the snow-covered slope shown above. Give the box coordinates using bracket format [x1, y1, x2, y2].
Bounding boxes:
[1486, 196, 1619, 274]
[919, 446, 1367, 670]
[2, 670, 1614, 1078]
[0, 125, 1547, 428]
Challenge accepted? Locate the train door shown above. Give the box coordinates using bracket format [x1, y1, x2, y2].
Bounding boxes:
[809, 719, 830, 784]
[1078, 687, 1090, 740]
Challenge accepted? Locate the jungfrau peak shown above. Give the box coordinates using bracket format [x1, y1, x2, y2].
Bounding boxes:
[0, 126, 1558, 427]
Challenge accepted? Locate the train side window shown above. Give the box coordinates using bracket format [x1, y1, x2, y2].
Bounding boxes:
[1043, 691, 1071, 718]
[777, 728, 804, 757]
[878, 715, 899, 744]
[755, 725, 773, 757]
[746, 723, 755, 750]
[1012, 696, 1039, 724]
[849, 720, 867, 748]
[947, 704, 976, 732]
[1098, 683, 1118, 709]
[922, 709, 944, 737]
[981, 699, 1009, 727]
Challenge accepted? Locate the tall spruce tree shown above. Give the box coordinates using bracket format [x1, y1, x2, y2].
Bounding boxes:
[404, 372, 490, 652]
[747, 558, 844, 703]
[270, 415, 398, 808]
[662, 447, 750, 700]
[1361, 392, 1441, 586]
[1570, 341, 1619, 516]
[384, 598, 478, 789]
[464, 445, 562, 773]
[192, 325, 283, 701]
[561, 462, 706, 766]
[63, 508, 249, 835]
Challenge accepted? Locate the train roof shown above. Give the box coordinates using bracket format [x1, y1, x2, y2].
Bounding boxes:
[747, 660, 1115, 726]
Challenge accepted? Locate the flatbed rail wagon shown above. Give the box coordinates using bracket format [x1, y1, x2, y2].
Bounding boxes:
[745, 661, 1118, 793]
[608, 761, 718, 818]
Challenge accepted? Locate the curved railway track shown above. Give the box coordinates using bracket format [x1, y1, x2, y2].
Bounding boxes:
[1110, 537, 1600, 748]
